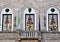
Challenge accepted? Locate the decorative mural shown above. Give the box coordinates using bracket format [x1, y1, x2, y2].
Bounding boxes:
[25, 14, 34, 31]
[2, 14, 12, 31]
[48, 14, 58, 31]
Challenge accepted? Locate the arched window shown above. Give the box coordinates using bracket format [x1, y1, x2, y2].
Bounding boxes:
[23, 8, 36, 31]
[46, 7, 59, 32]
[1, 8, 14, 31]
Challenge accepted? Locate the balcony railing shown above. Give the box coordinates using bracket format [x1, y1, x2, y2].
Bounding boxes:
[19, 31, 40, 38]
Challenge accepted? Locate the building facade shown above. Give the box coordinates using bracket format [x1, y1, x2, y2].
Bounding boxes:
[0, 0, 60, 42]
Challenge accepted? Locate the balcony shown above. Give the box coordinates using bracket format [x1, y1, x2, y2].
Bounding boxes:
[19, 31, 41, 39]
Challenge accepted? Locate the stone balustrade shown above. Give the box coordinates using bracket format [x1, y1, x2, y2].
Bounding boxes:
[20, 31, 41, 38]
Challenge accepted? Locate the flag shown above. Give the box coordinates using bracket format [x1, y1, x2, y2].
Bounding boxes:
[39, 14, 40, 31]
[18, 16, 20, 30]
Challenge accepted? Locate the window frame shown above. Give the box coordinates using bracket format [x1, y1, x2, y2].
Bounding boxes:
[25, 14, 35, 31]
[2, 14, 12, 31]
[48, 14, 58, 31]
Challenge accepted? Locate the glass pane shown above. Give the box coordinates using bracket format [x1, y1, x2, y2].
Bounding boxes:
[2, 14, 12, 31]
[48, 14, 58, 31]
[25, 14, 35, 31]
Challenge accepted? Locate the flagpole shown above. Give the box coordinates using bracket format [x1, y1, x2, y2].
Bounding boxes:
[39, 10, 40, 31]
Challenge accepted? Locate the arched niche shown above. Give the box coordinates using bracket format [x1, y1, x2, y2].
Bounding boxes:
[23, 8, 36, 31]
[46, 7, 59, 31]
[0, 7, 14, 31]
